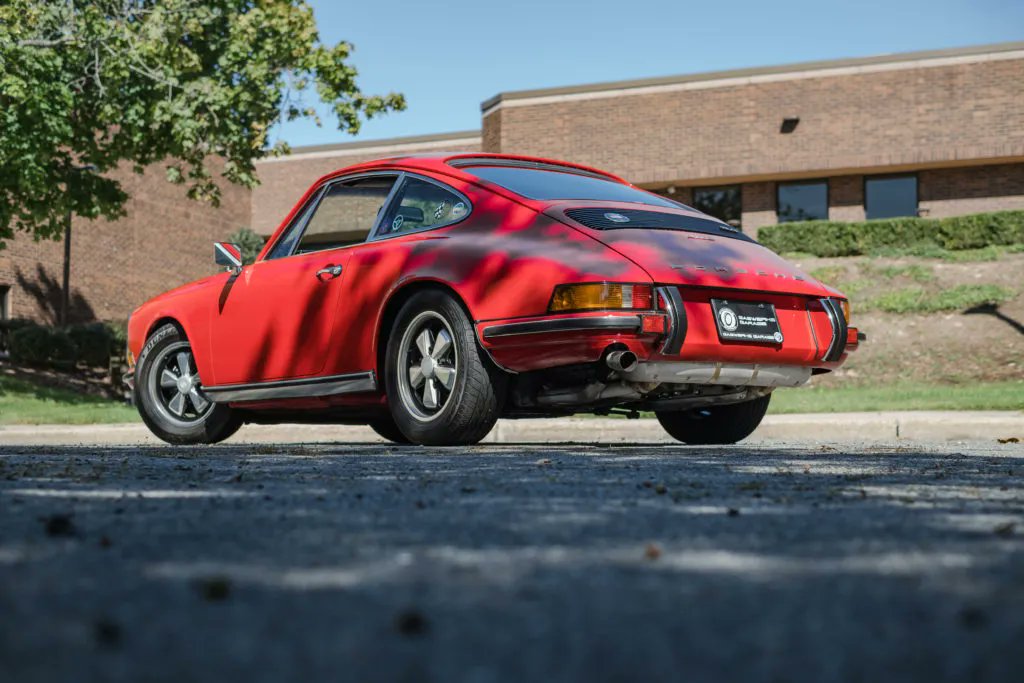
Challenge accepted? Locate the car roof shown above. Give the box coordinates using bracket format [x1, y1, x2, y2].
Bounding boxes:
[316, 152, 631, 187]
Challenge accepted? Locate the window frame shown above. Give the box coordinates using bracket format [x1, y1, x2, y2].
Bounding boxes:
[262, 170, 402, 261]
[776, 179, 830, 223]
[863, 173, 919, 220]
[366, 172, 474, 244]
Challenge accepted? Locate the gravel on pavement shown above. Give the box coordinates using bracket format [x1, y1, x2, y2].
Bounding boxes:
[1, 441, 1022, 682]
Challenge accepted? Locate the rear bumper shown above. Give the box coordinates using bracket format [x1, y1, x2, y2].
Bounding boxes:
[476, 289, 859, 374]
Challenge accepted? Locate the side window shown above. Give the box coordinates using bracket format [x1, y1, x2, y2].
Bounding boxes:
[377, 176, 469, 238]
[266, 191, 321, 260]
[295, 175, 397, 254]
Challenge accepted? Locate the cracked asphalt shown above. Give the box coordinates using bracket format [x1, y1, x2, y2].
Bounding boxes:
[1, 441, 1022, 683]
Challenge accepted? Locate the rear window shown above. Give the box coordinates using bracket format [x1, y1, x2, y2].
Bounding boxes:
[464, 165, 683, 209]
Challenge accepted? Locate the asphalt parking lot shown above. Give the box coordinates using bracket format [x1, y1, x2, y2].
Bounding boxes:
[1, 441, 1022, 682]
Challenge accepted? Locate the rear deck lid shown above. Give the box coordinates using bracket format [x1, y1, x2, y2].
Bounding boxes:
[550, 202, 836, 298]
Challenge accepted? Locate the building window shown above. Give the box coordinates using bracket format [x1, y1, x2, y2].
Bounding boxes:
[692, 185, 742, 228]
[865, 175, 918, 219]
[777, 181, 828, 223]
[0, 284, 9, 321]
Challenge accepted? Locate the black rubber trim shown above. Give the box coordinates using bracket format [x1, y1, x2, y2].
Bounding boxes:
[203, 371, 377, 402]
[482, 315, 642, 339]
[656, 286, 687, 355]
[820, 298, 849, 362]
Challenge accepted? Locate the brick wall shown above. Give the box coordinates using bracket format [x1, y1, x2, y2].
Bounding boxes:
[0, 162, 250, 324]
[483, 54, 1024, 189]
[919, 162, 1024, 217]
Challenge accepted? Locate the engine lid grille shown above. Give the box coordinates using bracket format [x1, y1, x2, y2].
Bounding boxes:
[565, 208, 753, 242]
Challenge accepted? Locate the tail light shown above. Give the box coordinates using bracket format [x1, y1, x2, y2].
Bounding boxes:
[549, 283, 654, 312]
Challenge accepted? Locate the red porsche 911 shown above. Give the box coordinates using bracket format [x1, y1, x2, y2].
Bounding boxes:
[125, 153, 861, 446]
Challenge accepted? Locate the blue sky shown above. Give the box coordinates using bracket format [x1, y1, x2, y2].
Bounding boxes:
[272, 0, 1023, 148]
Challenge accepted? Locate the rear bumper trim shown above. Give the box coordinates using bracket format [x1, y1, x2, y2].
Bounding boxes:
[482, 315, 642, 339]
[623, 361, 811, 388]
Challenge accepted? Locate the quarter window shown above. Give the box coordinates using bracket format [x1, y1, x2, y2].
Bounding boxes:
[692, 185, 742, 228]
[777, 181, 828, 223]
[865, 175, 918, 219]
[377, 177, 469, 238]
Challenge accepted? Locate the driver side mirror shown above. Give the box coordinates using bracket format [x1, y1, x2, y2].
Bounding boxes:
[214, 242, 243, 274]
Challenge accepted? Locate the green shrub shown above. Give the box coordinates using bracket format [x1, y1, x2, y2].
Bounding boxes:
[47, 329, 78, 369]
[67, 322, 113, 367]
[759, 210, 1024, 257]
[9, 325, 80, 368]
[8, 325, 52, 365]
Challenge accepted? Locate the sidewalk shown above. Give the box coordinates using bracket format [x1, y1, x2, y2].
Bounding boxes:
[1, 411, 1021, 446]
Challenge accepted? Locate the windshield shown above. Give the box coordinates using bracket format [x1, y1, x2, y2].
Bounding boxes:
[464, 165, 685, 209]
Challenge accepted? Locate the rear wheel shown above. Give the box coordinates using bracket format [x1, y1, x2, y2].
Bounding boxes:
[135, 324, 242, 445]
[655, 394, 771, 445]
[385, 291, 506, 446]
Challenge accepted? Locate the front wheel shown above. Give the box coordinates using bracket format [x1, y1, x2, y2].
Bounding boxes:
[655, 394, 771, 445]
[134, 324, 242, 445]
[385, 291, 506, 446]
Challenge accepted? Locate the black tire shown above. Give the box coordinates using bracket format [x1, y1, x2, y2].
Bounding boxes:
[134, 323, 242, 445]
[655, 394, 771, 445]
[385, 290, 507, 446]
[368, 413, 412, 445]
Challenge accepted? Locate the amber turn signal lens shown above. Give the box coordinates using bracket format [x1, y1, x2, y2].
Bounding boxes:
[549, 283, 654, 312]
[840, 299, 850, 324]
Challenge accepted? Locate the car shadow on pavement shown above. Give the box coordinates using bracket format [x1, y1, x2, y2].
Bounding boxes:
[1, 442, 1022, 682]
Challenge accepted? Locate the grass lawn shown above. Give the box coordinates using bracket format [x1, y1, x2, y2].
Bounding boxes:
[0, 375, 138, 425]
[769, 381, 1024, 414]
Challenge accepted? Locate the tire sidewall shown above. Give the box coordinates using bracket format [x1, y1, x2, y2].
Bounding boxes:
[385, 291, 503, 445]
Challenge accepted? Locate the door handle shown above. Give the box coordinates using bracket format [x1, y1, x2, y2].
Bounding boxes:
[316, 264, 343, 281]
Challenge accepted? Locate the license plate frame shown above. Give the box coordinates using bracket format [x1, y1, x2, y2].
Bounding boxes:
[710, 299, 784, 345]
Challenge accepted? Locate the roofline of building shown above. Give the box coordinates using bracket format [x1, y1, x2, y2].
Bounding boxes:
[260, 129, 482, 161]
[480, 41, 1024, 114]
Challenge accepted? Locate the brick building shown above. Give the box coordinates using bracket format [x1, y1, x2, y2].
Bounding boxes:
[2, 41, 1022, 325]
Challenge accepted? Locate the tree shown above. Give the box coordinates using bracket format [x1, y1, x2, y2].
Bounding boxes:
[0, 0, 405, 248]
[227, 226, 265, 265]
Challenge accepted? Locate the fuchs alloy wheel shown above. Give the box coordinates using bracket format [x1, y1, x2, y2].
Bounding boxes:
[655, 393, 772, 445]
[134, 324, 241, 445]
[385, 291, 506, 446]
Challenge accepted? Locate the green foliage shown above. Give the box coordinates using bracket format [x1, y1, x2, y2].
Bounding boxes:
[227, 227, 266, 265]
[865, 285, 1014, 314]
[9, 324, 79, 366]
[860, 263, 934, 283]
[760, 211, 1024, 257]
[0, 0, 405, 247]
[66, 322, 114, 367]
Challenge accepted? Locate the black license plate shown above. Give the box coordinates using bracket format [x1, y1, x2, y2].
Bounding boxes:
[710, 299, 784, 344]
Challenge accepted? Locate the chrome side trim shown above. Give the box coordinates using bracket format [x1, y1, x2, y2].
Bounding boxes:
[656, 286, 686, 354]
[820, 298, 849, 362]
[203, 371, 377, 403]
[482, 315, 642, 339]
[623, 361, 811, 387]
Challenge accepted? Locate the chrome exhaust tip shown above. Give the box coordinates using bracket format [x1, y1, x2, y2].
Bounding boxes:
[605, 350, 638, 373]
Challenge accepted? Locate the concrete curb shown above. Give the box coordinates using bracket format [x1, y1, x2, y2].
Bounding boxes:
[1, 411, 1021, 446]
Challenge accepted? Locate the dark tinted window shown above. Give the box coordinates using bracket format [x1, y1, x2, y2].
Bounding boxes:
[692, 185, 741, 228]
[465, 165, 682, 208]
[377, 176, 469, 238]
[865, 175, 918, 219]
[777, 181, 828, 222]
